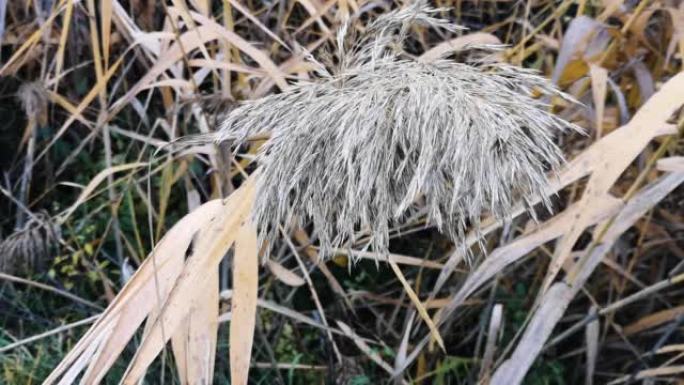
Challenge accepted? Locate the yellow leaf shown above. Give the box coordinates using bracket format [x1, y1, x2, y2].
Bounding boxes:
[230, 220, 259, 385]
[389, 261, 445, 352]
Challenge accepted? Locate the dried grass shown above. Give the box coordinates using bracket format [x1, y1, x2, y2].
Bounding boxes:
[0, 213, 59, 275]
[216, 3, 579, 258]
[1, 1, 683, 385]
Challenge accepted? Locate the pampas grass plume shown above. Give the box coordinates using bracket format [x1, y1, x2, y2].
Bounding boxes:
[216, 2, 579, 258]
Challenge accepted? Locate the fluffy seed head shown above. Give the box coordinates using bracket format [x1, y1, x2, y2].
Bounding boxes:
[0, 214, 60, 275]
[17, 80, 49, 126]
[216, 3, 578, 258]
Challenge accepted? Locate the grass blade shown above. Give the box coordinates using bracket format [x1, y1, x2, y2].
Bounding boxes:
[229, 219, 259, 385]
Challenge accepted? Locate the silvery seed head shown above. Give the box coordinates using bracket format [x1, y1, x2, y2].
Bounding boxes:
[216, 2, 579, 259]
[0, 214, 60, 275]
[17, 80, 48, 126]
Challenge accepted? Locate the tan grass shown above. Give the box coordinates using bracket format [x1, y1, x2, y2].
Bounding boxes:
[1, 1, 683, 385]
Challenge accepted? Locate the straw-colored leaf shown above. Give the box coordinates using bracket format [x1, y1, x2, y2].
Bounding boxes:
[101, 0, 112, 68]
[230, 219, 259, 385]
[388, 260, 445, 352]
[491, 172, 684, 385]
[589, 64, 608, 137]
[111, 13, 288, 113]
[45, 175, 256, 384]
[220, 290, 347, 337]
[437, 194, 622, 324]
[54, 0, 74, 89]
[657, 156, 684, 172]
[419, 32, 502, 62]
[490, 283, 573, 385]
[393, 311, 416, 374]
[120, 176, 256, 383]
[334, 248, 444, 269]
[479, 303, 503, 382]
[0, 5, 64, 76]
[608, 365, 684, 385]
[46, 91, 90, 126]
[551, 16, 610, 85]
[60, 162, 147, 223]
[266, 259, 305, 287]
[171, 268, 219, 385]
[36, 56, 124, 163]
[45, 199, 228, 384]
[336, 321, 397, 378]
[623, 305, 684, 336]
[542, 72, 684, 293]
[396, 193, 623, 374]
[224, 0, 288, 48]
[585, 307, 599, 385]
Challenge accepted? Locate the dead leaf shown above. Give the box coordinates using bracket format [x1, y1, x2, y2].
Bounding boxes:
[389, 261, 445, 352]
[46, 198, 232, 384]
[624, 305, 684, 335]
[552, 16, 610, 85]
[479, 303, 503, 383]
[171, 268, 219, 385]
[230, 219, 259, 385]
[657, 156, 684, 172]
[589, 64, 608, 137]
[419, 32, 502, 63]
[491, 284, 573, 385]
[59, 162, 147, 223]
[336, 321, 400, 380]
[491, 172, 684, 385]
[543, 72, 684, 294]
[266, 259, 305, 287]
[585, 307, 599, 385]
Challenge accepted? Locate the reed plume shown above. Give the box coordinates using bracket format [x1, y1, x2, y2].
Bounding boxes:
[216, 2, 579, 258]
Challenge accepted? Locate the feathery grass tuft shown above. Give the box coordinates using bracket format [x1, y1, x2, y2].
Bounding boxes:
[17, 80, 48, 126]
[217, 3, 579, 258]
[0, 213, 60, 275]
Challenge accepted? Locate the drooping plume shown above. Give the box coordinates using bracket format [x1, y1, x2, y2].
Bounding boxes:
[216, 2, 579, 258]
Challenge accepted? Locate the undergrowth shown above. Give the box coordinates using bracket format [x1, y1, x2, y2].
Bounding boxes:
[1, 1, 684, 384]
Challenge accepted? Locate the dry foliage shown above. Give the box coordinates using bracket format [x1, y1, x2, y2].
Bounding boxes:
[1, 1, 683, 385]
